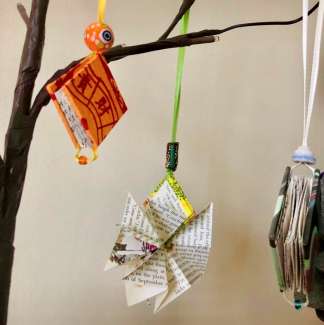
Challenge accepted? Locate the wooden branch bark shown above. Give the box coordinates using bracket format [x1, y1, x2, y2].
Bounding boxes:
[30, 1, 319, 117]
[107, 34, 215, 61]
[17, 3, 29, 27]
[0, 157, 4, 217]
[0, 1, 49, 324]
[30, 34, 215, 116]
[159, 0, 196, 40]
[180, 2, 319, 39]
[2, 0, 48, 238]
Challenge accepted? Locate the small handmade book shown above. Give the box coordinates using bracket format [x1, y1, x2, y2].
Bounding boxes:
[269, 168, 321, 305]
[47, 54, 127, 153]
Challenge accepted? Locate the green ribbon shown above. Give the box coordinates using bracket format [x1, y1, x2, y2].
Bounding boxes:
[171, 10, 190, 143]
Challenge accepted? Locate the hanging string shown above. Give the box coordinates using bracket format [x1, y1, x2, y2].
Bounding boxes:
[171, 10, 190, 143]
[293, 0, 324, 164]
[303, 0, 309, 141]
[98, 0, 107, 24]
[302, 0, 324, 146]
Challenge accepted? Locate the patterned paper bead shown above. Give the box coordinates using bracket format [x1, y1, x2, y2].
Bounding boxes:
[84, 22, 114, 52]
[165, 142, 179, 172]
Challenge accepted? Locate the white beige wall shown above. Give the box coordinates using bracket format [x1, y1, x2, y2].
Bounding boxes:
[1, 0, 324, 324]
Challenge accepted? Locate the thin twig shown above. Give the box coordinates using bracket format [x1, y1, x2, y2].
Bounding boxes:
[17, 3, 29, 26]
[185, 1, 319, 39]
[159, 0, 196, 40]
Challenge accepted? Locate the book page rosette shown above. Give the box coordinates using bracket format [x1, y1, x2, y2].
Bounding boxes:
[106, 174, 213, 312]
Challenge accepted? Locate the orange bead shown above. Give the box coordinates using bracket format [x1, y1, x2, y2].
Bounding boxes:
[84, 22, 114, 53]
[78, 155, 88, 165]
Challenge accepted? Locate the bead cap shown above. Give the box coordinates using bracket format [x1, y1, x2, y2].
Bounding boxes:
[292, 145, 316, 165]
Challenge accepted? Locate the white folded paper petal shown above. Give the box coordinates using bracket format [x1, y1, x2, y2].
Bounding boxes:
[105, 174, 213, 312]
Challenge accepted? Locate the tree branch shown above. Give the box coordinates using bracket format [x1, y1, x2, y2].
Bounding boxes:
[30, 1, 319, 117]
[183, 1, 319, 39]
[2, 0, 49, 239]
[10, 0, 48, 121]
[17, 3, 29, 27]
[30, 34, 215, 116]
[0, 156, 4, 218]
[106, 35, 216, 61]
[0, 2, 49, 320]
[31, 59, 81, 117]
[0, 155, 4, 197]
[159, 0, 196, 40]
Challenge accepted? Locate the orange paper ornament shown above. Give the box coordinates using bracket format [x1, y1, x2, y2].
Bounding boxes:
[47, 54, 127, 164]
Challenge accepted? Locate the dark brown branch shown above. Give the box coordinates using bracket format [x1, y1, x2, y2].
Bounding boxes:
[0, 157, 4, 210]
[31, 59, 80, 118]
[105, 35, 216, 61]
[2, 0, 49, 231]
[10, 0, 48, 121]
[182, 1, 319, 39]
[30, 1, 319, 117]
[0, 156, 5, 205]
[0, 1, 49, 322]
[17, 3, 29, 26]
[2, 0, 49, 229]
[30, 34, 215, 116]
[159, 0, 196, 40]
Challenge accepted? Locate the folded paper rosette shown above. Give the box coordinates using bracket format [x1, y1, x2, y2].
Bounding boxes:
[105, 174, 213, 312]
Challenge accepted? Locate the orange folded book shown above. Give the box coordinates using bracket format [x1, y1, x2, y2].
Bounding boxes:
[47, 53, 127, 162]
